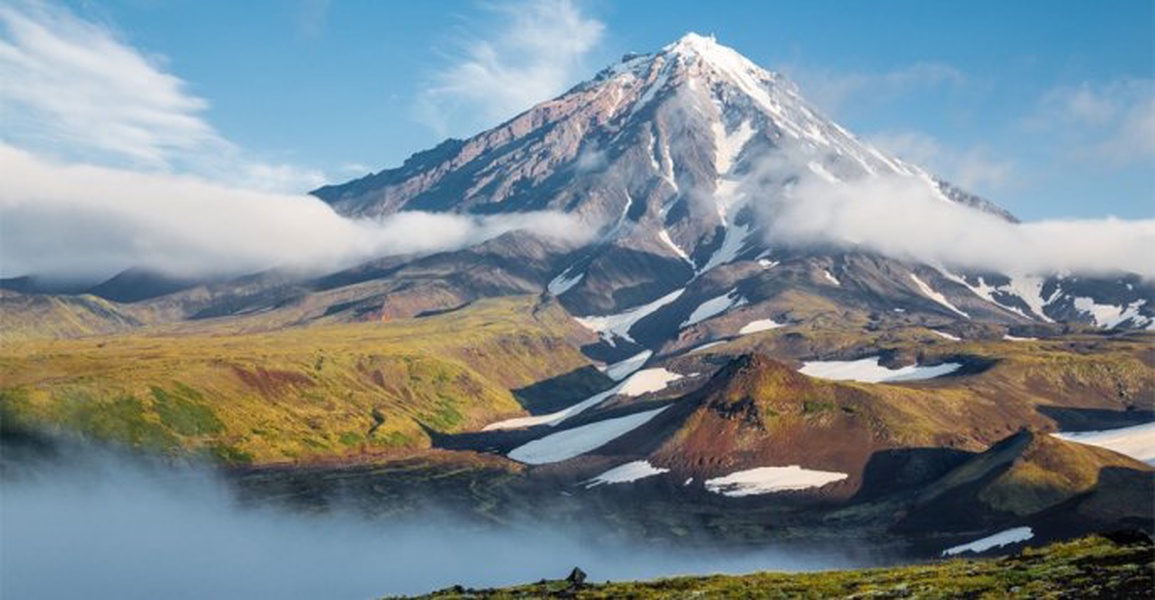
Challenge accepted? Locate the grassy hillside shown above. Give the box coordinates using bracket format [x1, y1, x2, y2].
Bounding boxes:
[400, 534, 1154, 599]
[0, 296, 602, 465]
[0, 292, 142, 342]
[679, 324, 1154, 425]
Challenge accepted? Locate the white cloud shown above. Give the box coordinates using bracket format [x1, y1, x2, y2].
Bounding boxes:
[787, 62, 966, 117]
[749, 157, 1155, 278]
[0, 1, 326, 193]
[0, 1, 219, 166]
[1030, 78, 1155, 166]
[868, 130, 1014, 192]
[414, 0, 605, 137]
[0, 144, 596, 281]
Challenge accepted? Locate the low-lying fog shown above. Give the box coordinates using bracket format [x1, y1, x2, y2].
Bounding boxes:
[1, 443, 884, 599]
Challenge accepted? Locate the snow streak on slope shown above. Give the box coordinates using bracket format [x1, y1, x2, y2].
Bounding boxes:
[1001, 275, 1056, 321]
[712, 119, 754, 175]
[547, 267, 585, 296]
[939, 272, 1036, 320]
[507, 406, 670, 465]
[483, 367, 681, 431]
[909, 274, 969, 318]
[658, 229, 694, 266]
[585, 460, 669, 487]
[602, 350, 652, 381]
[681, 289, 746, 328]
[942, 527, 1034, 556]
[699, 223, 752, 274]
[575, 289, 686, 345]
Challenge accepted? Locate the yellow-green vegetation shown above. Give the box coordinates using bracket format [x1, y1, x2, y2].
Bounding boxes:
[979, 434, 1147, 516]
[707, 323, 1154, 422]
[400, 535, 1154, 599]
[0, 297, 598, 465]
[0, 292, 140, 342]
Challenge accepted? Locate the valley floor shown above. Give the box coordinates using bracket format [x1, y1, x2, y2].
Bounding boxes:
[397, 534, 1154, 599]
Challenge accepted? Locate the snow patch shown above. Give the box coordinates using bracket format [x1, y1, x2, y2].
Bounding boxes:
[659, 229, 694, 266]
[484, 367, 679, 431]
[939, 272, 1045, 322]
[1073, 297, 1148, 329]
[823, 270, 840, 286]
[631, 57, 672, 116]
[942, 527, 1034, 557]
[1052, 422, 1155, 465]
[507, 406, 670, 465]
[799, 357, 962, 383]
[739, 319, 784, 335]
[547, 267, 584, 296]
[1002, 275, 1056, 322]
[584, 460, 669, 487]
[758, 259, 778, 269]
[910, 273, 969, 318]
[930, 330, 961, 341]
[704, 465, 849, 497]
[602, 350, 651, 381]
[575, 288, 685, 345]
[1003, 334, 1037, 342]
[689, 340, 726, 353]
[682, 289, 746, 328]
[700, 223, 751, 273]
[618, 367, 682, 396]
[712, 119, 754, 175]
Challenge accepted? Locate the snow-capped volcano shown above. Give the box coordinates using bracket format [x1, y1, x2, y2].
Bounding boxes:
[311, 33, 1152, 354]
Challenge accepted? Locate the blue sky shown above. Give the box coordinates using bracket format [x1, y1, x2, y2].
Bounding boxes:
[1, 0, 1152, 223]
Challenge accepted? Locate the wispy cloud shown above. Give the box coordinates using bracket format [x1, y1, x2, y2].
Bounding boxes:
[0, 144, 596, 281]
[1029, 78, 1155, 167]
[0, 1, 324, 192]
[868, 130, 1014, 193]
[746, 153, 1155, 278]
[414, 0, 605, 137]
[0, 1, 219, 166]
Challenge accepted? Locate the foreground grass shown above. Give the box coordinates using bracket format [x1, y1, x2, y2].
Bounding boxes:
[400, 535, 1153, 599]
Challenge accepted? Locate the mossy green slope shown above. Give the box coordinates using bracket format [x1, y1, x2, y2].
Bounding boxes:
[0, 292, 141, 342]
[0, 296, 601, 464]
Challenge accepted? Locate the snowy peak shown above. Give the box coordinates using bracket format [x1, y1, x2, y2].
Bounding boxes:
[313, 33, 1045, 328]
[662, 32, 778, 84]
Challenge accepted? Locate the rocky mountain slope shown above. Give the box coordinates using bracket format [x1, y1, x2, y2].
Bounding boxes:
[308, 33, 1153, 361]
[4, 35, 1150, 351]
